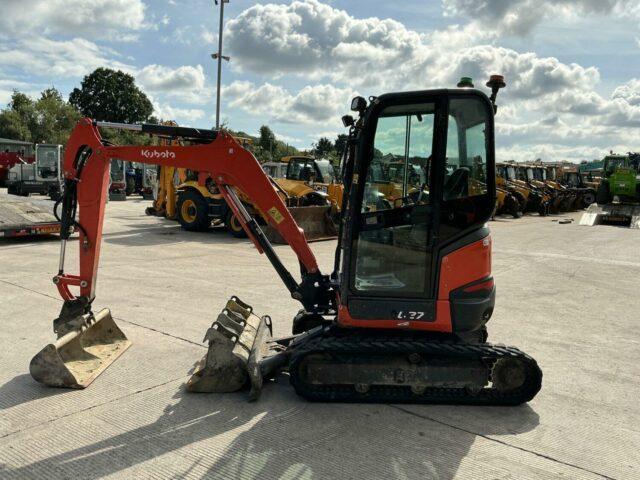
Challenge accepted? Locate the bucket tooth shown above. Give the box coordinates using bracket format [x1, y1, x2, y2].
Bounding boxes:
[186, 297, 274, 399]
[29, 308, 131, 388]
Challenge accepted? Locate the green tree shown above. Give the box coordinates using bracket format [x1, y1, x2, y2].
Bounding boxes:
[0, 89, 79, 144]
[258, 125, 275, 153]
[334, 134, 348, 157]
[32, 88, 80, 144]
[0, 91, 36, 141]
[0, 109, 32, 142]
[313, 137, 333, 158]
[69, 68, 153, 123]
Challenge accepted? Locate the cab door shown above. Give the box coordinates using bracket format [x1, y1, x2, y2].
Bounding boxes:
[338, 91, 495, 331]
[340, 94, 444, 325]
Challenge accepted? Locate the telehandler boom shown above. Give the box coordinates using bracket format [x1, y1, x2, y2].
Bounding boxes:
[30, 77, 542, 405]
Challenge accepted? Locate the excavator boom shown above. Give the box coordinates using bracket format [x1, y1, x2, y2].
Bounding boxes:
[31, 118, 329, 389]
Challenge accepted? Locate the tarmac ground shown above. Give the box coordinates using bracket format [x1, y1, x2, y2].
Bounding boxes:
[0, 193, 638, 479]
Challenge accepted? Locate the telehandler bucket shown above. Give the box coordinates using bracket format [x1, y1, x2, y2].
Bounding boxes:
[186, 297, 278, 400]
[265, 205, 337, 244]
[30, 309, 131, 388]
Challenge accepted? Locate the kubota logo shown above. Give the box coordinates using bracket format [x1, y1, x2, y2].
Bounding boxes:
[141, 149, 176, 159]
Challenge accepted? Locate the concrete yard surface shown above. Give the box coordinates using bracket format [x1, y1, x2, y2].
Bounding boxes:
[0, 196, 639, 479]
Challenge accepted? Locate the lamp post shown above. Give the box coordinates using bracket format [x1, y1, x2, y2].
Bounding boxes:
[212, 0, 230, 129]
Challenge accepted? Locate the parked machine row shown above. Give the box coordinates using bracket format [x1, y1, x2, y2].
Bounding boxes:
[143, 136, 337, 241]
[494, 160, 597, 218]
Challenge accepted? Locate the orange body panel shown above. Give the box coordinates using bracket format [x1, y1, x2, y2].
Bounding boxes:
[337, 235, 492, 332]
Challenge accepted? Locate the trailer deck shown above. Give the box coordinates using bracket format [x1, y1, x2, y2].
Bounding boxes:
[0, 192, 62, 237]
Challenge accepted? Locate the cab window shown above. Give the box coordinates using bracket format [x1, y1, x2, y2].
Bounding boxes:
[353, 102, 434, 294]
[444, 98, 489, 201]
[287, 158, 315, 182]
[315, 159, 337, 183]
[363, 108, 432, 212]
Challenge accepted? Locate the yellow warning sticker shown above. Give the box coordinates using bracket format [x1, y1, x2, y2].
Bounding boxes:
[268, 207, 284, 224]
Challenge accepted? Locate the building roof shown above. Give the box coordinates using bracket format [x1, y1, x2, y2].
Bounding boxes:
[0, 137, 32, 145]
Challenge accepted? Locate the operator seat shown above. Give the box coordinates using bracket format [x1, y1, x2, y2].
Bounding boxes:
[444, 167, 470, 200]
[299, 166, 313, 181]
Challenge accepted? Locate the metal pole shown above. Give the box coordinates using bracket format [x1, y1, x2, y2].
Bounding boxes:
[215, 0, 225, 129]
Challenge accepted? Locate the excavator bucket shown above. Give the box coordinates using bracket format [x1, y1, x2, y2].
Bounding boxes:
[186, 296, 276, 400]
[29, 309, 131, 388]
[265, 205, 337, 244]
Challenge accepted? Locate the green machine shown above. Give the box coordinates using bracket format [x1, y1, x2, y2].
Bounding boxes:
[581, 153, 640, 228]
[596, 154, 640, 205]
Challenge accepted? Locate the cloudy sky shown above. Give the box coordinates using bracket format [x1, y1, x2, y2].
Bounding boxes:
[1, 0, 639, 161]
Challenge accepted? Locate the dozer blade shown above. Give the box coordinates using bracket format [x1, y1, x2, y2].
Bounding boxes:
[29, 309, 131, 388]
[186, 296, 278, 400]
[265, 205, 337, 244]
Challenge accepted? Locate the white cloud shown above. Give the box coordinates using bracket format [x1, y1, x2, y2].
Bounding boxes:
[152, 101, 206, 124]
[612, 79, 640, 106]
[225, 0, 427, 81]
[0, 80, 35, 105]
[137, 64, 208, 103]
[224, 0, 597, 100]
[0, 0, 147, 40]
[0, 37, 133, 78]
[497, 143, 612, 163]
[222, 0, 640, 160]
[223, 81, 356, 125]
[442, 0, 640, 36]
[201, 28, 216, 44]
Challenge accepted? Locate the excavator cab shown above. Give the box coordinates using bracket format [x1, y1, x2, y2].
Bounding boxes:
[282, 84, 540, 404]
[337, 91, 495, 331]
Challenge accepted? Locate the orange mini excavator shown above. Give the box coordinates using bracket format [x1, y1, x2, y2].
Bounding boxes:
[30, 76, 542, 405]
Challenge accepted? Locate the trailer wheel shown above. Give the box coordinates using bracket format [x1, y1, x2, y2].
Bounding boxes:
[177, 190, 211, 231]
[48, 186, 61, 201]
[225, 209, 247, 238]
[7, 185, 17, 195]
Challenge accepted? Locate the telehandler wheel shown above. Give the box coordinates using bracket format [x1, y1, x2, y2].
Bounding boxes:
[505, 195, 522, 218]
[177, 190, 211, 231]
[225, 209, 247, 238]
[596, 181, 610, 205]
[126, 176, 135, 196]
[581, 190, 596, 208]
[513, 191, 527, 212]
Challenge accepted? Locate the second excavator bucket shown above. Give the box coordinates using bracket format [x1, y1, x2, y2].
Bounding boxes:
[265, 205, 337, 244]
[30, 308, 131, 388]
[186, 296, 274, 400]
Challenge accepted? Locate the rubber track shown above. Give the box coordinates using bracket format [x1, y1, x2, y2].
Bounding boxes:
[289, 332, 542, 405]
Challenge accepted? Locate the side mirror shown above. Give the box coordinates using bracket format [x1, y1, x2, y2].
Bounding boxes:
[342, 115, 355, 128]
[350, 96, 367, 114]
